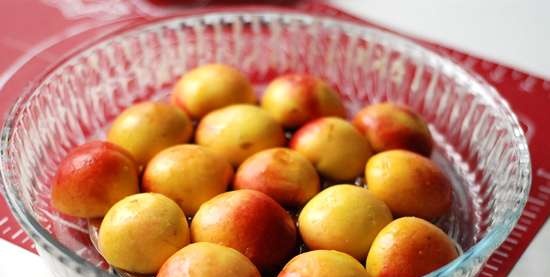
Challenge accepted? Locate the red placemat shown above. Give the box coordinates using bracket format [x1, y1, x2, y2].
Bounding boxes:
[0, 1, 548, 277]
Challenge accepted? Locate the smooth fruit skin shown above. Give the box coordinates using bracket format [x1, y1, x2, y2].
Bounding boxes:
[143, 144, 233, 216]
[234, 148, 320, 207]
[261, 74, 346, 128]
[366, 217, 459, 277]
[298, 185, 392, 260]
[290, 117, 372, 181]
[195, 104, 286, 166]
[278, 250, 370, 277]
[352, 102, 433, 156]
[157, 242, 261, 277]
[172, 64, 256, 119]
[107, 101, 193, 167]
[365, 150, 452, 219]
[98, 193, 190, 274]
[51, 141, 139, 218]
[190, 189, 297, 271]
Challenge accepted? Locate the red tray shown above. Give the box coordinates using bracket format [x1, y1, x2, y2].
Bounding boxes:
[0, 1, 548, 277]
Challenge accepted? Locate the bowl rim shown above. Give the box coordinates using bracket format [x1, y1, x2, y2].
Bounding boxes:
[0, 8, 532, 277]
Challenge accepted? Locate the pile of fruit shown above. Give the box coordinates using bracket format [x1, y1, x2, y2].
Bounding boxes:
[51, 64, 458, 277]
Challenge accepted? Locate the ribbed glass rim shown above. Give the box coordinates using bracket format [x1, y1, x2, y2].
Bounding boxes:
[0, 10, 531, 277]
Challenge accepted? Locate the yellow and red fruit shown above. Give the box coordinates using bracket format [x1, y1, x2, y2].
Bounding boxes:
[195, 104, 286, 166]
[365, 150, 452, 219]
[298, 184, 392, 260]
[191, 189, 296, 271]
[261, 74, 346, 128]
[143, 144, 233, 216]
[157, 242, 261, 277]
[172, 64, 256, 119]
[353, 102, 433, 156]
[278, 250, 370, 277]
[366, 217, 459, 277]
[51, 141, 139, 218]
[234, 148, 320, 207]
[290, 117, 372, 181]
[107, 102, 193, 167]
[99, 193, 190, 274]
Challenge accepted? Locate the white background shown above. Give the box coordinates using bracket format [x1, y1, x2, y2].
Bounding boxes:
[1, 1, 549, 276]
[329, 0, 550, 79]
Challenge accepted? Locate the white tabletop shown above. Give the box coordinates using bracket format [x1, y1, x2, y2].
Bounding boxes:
[1, 1, 548, 276]
[329, 0, 550, 79]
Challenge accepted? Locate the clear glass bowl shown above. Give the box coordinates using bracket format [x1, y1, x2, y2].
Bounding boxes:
[0, 10, 531, 277]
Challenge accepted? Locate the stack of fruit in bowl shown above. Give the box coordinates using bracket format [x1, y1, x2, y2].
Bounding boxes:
[51, 63, 459, 277]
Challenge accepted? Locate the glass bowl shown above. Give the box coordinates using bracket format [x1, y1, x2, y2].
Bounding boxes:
[0, 10, 531, 277]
